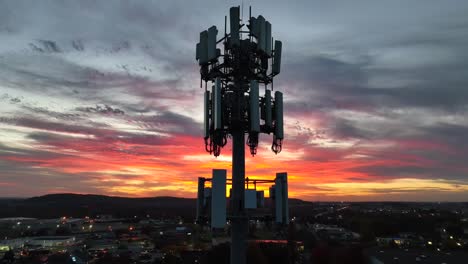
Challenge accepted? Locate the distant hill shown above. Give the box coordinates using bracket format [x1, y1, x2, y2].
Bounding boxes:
[26, 193, 195, 207]
[0, 193, 314, 219]
[0, 193, 197, 219]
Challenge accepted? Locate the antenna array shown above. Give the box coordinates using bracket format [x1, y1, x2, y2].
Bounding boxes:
[196, 6, 284, 157]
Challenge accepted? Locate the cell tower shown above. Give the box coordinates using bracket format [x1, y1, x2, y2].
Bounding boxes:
[196, 6, 283, 264]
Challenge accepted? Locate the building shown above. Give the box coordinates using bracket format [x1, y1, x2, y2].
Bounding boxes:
[271, 172, 289, 225]
[196, 170, 288, 228]
[245, 189, 257, 209]
[211, 169, 227, 229]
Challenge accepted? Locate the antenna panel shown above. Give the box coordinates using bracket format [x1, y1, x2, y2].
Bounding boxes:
[249, 17, 258, 37]
[207, 26, 218, 61]
[230, 7, 240, 46]
[272, 40, 282, 74]
[265, 21, 272, 56]
[249, 80, 260, 133]
[264, 89, 272, 129]
[257, 16, 266, 52]
[274, 91, 283, 139]
[213, 78, 222, 130]
[199, 30, 208, 65]
[204, 90, 210, 138]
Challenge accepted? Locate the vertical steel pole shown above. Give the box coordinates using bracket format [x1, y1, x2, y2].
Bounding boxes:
[231, 130, 246, 264]
[231, 82, 247, 264]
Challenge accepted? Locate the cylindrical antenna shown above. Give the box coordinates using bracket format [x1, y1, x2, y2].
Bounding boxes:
[241, 1, 244, 22]
[249, 6, 252, 42]
[239, 5, 242, 40]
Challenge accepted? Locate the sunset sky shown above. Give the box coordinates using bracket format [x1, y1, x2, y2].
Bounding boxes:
[1, 0, 468, 201]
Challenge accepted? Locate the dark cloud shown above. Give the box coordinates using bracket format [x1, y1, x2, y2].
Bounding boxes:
[22, 106, 82, 120]
[0, 116, 113, 136]
[0, 93, 22, 104]
[29, 40, 61, 53]
[351, 165, 439, 179]
[0, 142, 70, 161]
[137, 111, 202, 137]
[75, 104, 125, 115]
[330, 118, 370, 140]
[283, 54, 468, 113]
